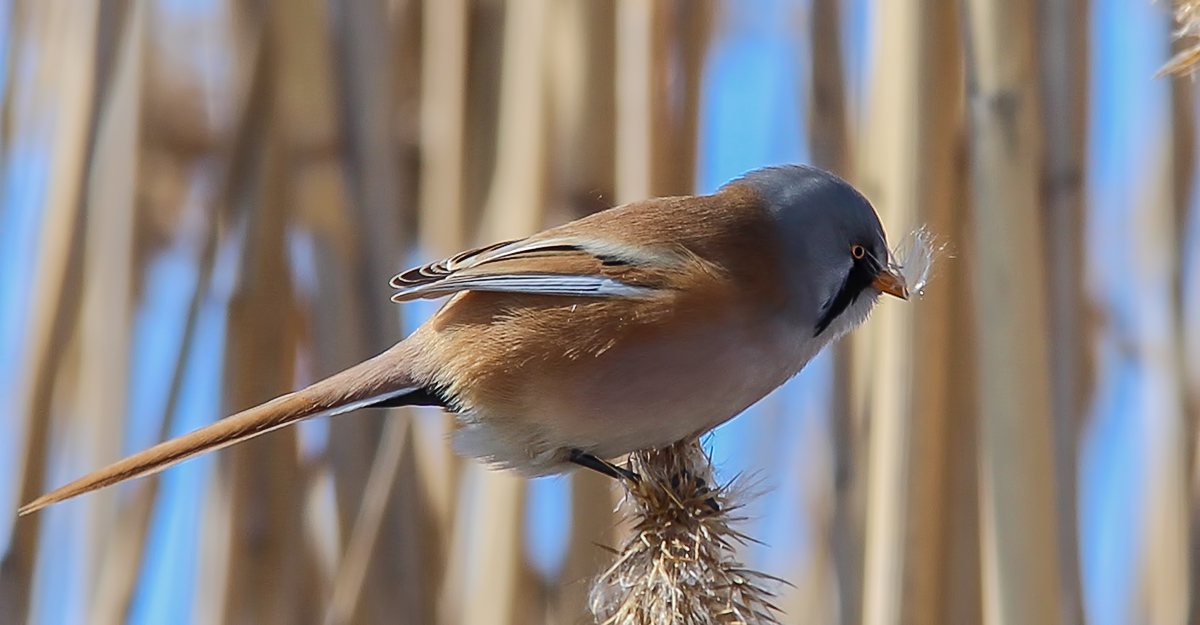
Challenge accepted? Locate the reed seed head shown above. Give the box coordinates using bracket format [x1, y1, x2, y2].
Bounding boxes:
[589, 440, 782, 625]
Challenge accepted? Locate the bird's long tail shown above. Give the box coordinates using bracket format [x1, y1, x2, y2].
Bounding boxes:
[18, 341, 425, 516]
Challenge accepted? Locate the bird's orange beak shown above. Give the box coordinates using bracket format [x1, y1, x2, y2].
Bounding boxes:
[873, 268, 909, 300]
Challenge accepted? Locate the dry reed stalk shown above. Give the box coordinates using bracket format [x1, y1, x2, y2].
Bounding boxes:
[188, 11, 272, 622]
[1165, 1, 1200, 612]
[855, 0, 921, 622]
[898, 3, 980, 622]
[1175, 24, 1200, 618]
[80, 3, 146, 622]
[326, 0, 403, 525]
[0, 3, 99, 622]
[92, 174, 218, 624]
[214, 11, 317, 618]
[285, 0, 433, 620]
[324, 417, 410, 625]
[332, 0, 401, 349]
[440, 4, 551, 622]
[96, 3, 266, 611]
[963, 0, 1064, 622]
[547, 0, 617, 220]
[219, 112, 310, 625]
[274, 2, 357, 603]
[76, 15, 139, 608]
[615, 0, 653, 204]
[189, 15, 274, 623]
[648, 0, 707, 198]
[805, 2, 864, 620]
[1038, 0, 1089, 621]
[1131, 33, 1191, 621]
[330, 2, 437, 621]
[808, 0, 850, 180]
[478, 0, 551, 241]
[0, 0, 17, 154]
[388, 7, 452, 617]
[589, 440, 781, 625]
[852, 3, 981, 623]
[419, 0, 469, 255]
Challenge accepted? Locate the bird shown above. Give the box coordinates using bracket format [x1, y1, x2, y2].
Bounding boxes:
[18, 164, 908, 516]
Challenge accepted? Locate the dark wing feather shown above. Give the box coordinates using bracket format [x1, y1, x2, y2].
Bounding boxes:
[389, 237, 670, 302]
[390, 239, 520, 288]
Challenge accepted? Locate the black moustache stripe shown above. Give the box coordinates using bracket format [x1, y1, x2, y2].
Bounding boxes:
[814, 257, 879, 336]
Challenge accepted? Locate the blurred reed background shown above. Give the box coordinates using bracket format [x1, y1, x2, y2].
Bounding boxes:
[0, 0, 1194, 623]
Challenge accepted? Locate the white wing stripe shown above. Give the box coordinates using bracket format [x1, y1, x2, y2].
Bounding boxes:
[394, 274, 658, 300]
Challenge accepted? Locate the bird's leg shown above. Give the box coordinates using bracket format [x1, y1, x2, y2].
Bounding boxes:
[668, 467, 721, 512]
[567, 449, 641, 483]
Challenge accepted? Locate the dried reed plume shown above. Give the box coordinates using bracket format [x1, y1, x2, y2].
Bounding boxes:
[589, 440, 782, 625]
[1160, 1, 1200, 76]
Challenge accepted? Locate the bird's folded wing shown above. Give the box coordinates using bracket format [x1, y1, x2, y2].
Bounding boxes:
[390, 236, 679, 302]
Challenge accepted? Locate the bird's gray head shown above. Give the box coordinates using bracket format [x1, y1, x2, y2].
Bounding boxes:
[728, 164, 908, 339]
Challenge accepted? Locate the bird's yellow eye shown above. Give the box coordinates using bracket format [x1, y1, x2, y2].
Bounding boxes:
[851, 244, 866, 260]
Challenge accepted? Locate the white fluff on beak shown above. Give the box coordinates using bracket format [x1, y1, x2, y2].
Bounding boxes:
[891, 226, 941, 297]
